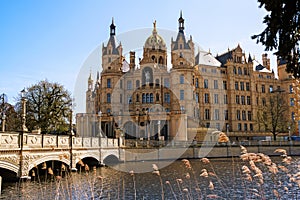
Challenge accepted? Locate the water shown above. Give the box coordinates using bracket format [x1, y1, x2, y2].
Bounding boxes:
[1, 157, 299, 199]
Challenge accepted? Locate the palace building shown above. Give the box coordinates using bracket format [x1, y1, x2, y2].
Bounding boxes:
[76, 13, 300, 141]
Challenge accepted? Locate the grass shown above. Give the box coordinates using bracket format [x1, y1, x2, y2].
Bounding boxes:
[1, 146, 300, 199]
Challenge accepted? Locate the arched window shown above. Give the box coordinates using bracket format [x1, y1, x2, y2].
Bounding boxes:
[156, 93, 159, 101]
[142, 94, 146, 103]
[244, 68, 248, 75]
[136, 94, 139, 102]
[238, 67, 242, 75]
[233, 67, 237, 74]
[136, 80, 140, 88]
[146, 93, 150, 103]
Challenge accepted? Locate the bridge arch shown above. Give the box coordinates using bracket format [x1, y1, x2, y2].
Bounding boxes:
[28, 155, 70, 175]
[75, 153, 100, 165]
[0, 160, 19, 174]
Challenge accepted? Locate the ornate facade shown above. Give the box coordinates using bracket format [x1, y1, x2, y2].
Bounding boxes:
[76, 13, 300, 141]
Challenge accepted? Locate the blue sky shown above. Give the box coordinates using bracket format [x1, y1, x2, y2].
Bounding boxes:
[0, 0, 273, 112]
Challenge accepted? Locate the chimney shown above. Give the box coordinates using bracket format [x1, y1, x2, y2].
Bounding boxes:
[262, 53, 270, 71]
[130, 51, 135, 69]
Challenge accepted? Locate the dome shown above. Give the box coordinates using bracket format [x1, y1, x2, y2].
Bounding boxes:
[144, 21, 166, 50]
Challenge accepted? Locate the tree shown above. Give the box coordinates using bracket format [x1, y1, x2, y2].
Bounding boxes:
[252, 0, 300, 78]
[256, 90, 290, 140]
[16, 80, 72, 134]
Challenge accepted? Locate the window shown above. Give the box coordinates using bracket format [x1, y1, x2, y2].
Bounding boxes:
[238, 67, 242, 75]
[146, 93, 150, 103]
[242, 110, 246, 120]
[261, 85, 265, 93]
[244, 68, 248, 75]
[241, 96, 245, 105]
[244, 124, 248, 131]
[195, 93, 199, 103]
[156, 93, 159, 101]
[127, 80, 132, 90]
[224, 94, 228, 104]
[128, 95, 132, 104]
[223, 81, 227, 90]
[205, 109, 210, 120]
[164, 93, 170, 103]
[136, 94, 139, 102]
[180, 74, 184, 84]
[155, 79, 159, 87]
[289, 85, 293, 93]
[142, 94, 146, 103]
[195, 78, 199, 88]
[204, 93, 210, 103]
[136, 80, 140, 88]
[250, 124, 253, 131]
[180, 106, 185, 111]
[233, 67, 237, 74]
[214, 80, 218, 89]
[235, 82, 239, 90]
[107, 93, 111, 103]
[214, 109, 219, 120]
[214, 94, 219, 104]
[247, 96, 251, 105]
[238, 123, 242, 131]
[150, 93, 154, 103]
[246, 82, 250, 91]
[269, 85, 273, 93]
[204, 79, 209, 88]
[262, 98, 266, 106]
[107, 79, 111, 88]
[206, 123, 210, 128]
[290, 98, 295, 106]
[224, 110, 229, 120]
[120, 80, 123, 89]
[216, 123, 221, 131]
[236, 95, 240, 104]
[164, 78, 170, 88]
[248, 111, 252, 121]
[236, 110, 241, 120]
[107, 108, 111, 114]
[120, 94, 122, 103]
[240, 82, 244, 91]
[180, 90, 184, 100]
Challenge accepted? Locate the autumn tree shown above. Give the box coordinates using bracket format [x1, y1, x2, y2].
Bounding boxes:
[256, 90, 290, 140]
[15, 80, 72, 134]
[252, 0, 300, 78]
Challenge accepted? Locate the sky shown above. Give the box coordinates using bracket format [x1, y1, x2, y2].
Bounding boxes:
[0, 0, 274, 113]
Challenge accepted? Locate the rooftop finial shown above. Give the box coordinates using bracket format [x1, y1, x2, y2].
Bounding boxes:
[110, 17, 116, 36]
[178, 11, 184, 33]
[153, 20, 157, 34]
[180, 10, 183, 18]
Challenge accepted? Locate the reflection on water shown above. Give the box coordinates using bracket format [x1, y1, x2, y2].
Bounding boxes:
[1, 157, 299, 199]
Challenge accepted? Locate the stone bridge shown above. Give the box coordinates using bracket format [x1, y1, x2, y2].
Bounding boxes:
[0, 132, 120, 178]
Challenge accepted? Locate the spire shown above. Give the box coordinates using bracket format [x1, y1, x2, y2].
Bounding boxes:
[178, 10, 184, 33]
[110, 17, 116, 36]
[248, 53, 253, 63]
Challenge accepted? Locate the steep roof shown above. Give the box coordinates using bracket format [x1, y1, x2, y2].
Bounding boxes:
[195, 50, 221, 67]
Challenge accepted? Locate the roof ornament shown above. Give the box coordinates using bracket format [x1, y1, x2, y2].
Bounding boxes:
[153, 20, 157, 35]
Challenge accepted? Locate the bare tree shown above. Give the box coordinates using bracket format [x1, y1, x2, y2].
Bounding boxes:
[256, 90, 290, 140]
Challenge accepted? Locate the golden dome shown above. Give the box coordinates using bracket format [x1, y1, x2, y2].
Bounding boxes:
[144, 20, 166, 50]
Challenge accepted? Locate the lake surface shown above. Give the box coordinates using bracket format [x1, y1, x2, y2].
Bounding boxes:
[1, 157, 299, 199]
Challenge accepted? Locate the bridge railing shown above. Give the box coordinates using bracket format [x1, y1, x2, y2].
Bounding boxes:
[0, 132, 119, 150]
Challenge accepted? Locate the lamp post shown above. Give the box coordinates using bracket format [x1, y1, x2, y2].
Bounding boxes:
[21, 89, 28, 132]
[19, 89, 27, 178]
